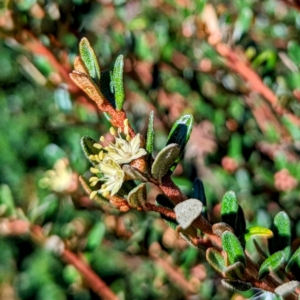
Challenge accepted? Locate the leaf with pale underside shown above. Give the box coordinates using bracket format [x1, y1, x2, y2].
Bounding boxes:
[221, 279, 252, 292]
[224, 261, 245, 280]
[70, 71, 104, 106]
[127, 183, 147, 208]
[274, 281, 300, 297]
[151, 143, 181, 180]
[111, 55, 125, 111]
[222, 231, 246, 266]
[212, 222, 234, 237]
[74, 56, 88, 74]
[79, 38, 100, 83]
[174, 198, 203, 230]
[206, 248, 226, 274]
[122, 165, 148, 181]
[259, 250, 286, 279]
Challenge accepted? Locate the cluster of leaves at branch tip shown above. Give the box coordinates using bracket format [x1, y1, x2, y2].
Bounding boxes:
[205, 190, 300, 294]
[71, 38, 300, 297]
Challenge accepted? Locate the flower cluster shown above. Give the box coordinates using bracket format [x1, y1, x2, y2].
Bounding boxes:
[88, 120, 147, 199]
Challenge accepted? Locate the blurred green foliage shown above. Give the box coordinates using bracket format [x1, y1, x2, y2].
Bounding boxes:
[1, 0, 300, 299]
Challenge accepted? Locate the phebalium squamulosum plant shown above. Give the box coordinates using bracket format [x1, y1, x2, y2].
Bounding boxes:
[70, 38, 300, 300]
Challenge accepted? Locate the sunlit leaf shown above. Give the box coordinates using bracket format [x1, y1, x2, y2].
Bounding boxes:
[259, 250, 286, 279]
[206, 248, 226, 274]
[222, 231, 246, 266]
[79, 38, 100, 83]
[111, 55, 125, 111]
[146, 110, 155, 154]
[245, 226, 273, 242]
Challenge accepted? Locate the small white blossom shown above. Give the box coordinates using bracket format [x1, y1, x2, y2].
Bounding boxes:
[105, 133, 147, 164]
[90, 159, 124, 198]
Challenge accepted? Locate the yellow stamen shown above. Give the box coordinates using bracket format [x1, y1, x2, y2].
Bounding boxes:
[90, 167, 100, 174]
[100, 136, 105, 142]
[93, 143, 102, 149]
[103, 191, 109, 197]
[90, 191, 98, 199]
[99, 151, 105, 160]
[89, 176, 99, 182]
[126, 134, 131, 141]
[110, 127, 116, 136]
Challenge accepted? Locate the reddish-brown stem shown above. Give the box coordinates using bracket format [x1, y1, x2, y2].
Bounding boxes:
[61, 250, 118, 300]
[213, 42, 300, 129]
[159, 176, 187, 205]
[144, 202, 176, 219]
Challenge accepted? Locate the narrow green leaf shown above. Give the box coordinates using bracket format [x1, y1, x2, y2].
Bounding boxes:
[166, 114, 193, 168]
[274, 281, 300, 297]
[111, 55, 125, 111]
[81, 136, 99, 166]
[286, 246, 300, 278]
[245, 226, 274, 242]
[269, 211, 291, 257]
[174, 198, 203, 229]
[222, 231, 246, 266]
[146, 110, 155, 154]
[79, 38, 100, 83]
[224, 261, 245, 280]
[151, 143, 181, 180]
[127, 183, 147, 208]
[259, 250, 286, 279]
[192, 178, 208, 219]
[221, 279, 252, 292]
[221, 191, 238, 231]
[206, 248, 226, 274]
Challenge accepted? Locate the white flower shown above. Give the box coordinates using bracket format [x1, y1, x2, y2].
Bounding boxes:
[89, 159, 124, 198]
[105, 133, 147, 164]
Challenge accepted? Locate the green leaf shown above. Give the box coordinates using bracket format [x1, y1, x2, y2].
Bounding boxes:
[221, 191, 239, 231]
[269, 211, 291, 257]
[111, 55, 125, 111]
[192, 178, 208, 219]
[221, 279, 252, 292]
[212, 222, 234, 237]
[151, 143, 181, 181]
[146, 110, 155, 154]
[0, 184, 16, 217]
[233, 7, 253, 42]
[206, 248, 226, 274]
[81, 136, 99, 166]
[166, 114, 193, 168]
[245, 226, 274, 242]
[286, 246, 300, 279]
[79, 38, 100, 83]
[174, 198, 203, 229]
[224, 261, 245, 280]
[86, 222, 106, 251]
[259, 250, 286, 279]
[127, 183, 147, 208]
[274, 281, 300, 297]
[222, 231, 246, 266]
